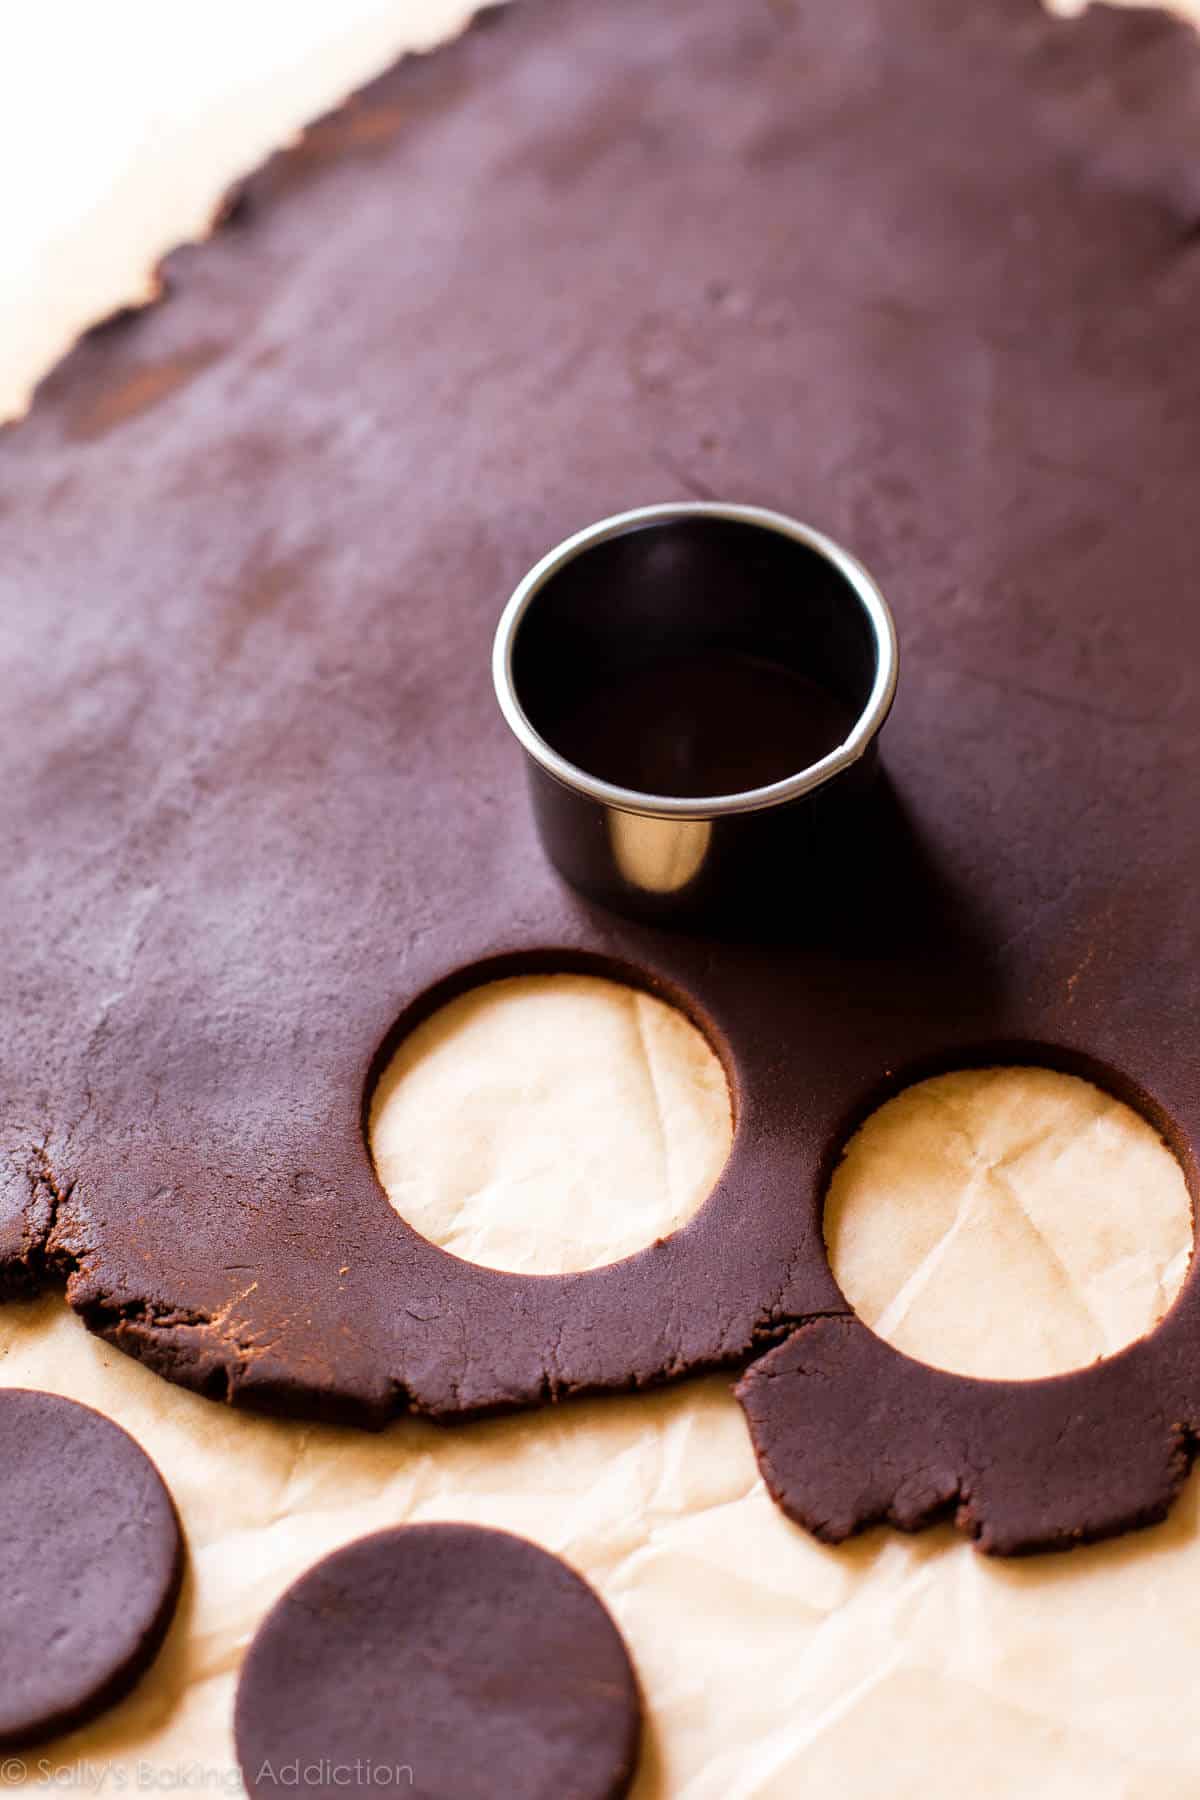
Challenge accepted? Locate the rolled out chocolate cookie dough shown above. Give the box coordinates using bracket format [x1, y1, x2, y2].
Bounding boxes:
[0, 1390, 183, 1748]
[234, 1524, 641, 1800]
[2, 0, 1200, 1552]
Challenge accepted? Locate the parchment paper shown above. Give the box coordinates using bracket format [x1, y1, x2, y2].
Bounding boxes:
[0, 0, 481, 421]
[3, 4, 1199, 1795]
[0, 974, 1193, 1797]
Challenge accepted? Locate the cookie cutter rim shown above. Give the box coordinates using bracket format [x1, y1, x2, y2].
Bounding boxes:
[491, 500, 899, 821]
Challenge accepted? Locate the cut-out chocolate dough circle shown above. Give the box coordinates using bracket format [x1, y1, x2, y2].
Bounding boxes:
[3, 0, 1200, 1551]
[368, 972, 732, 1275]
[0, 1389, 183, 1748]
[234, 1524, 641, 1800]
[824, 1067, 1192, 1380]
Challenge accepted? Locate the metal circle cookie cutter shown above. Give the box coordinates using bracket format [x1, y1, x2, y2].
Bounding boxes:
[493, 501, 899, 926]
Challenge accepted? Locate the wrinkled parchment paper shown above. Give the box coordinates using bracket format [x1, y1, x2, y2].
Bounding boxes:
[3, 4, 1199, 1794]
[0, 975, 1193, 1797]
[370, 977, 733, 1274]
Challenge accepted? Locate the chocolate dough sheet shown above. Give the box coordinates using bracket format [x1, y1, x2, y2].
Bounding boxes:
[2, 0, 1200, 1793]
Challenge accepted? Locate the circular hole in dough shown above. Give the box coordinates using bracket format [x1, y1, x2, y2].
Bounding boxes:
[368, 972, 733, 1274]
[824, 1066, 1193, 1380]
